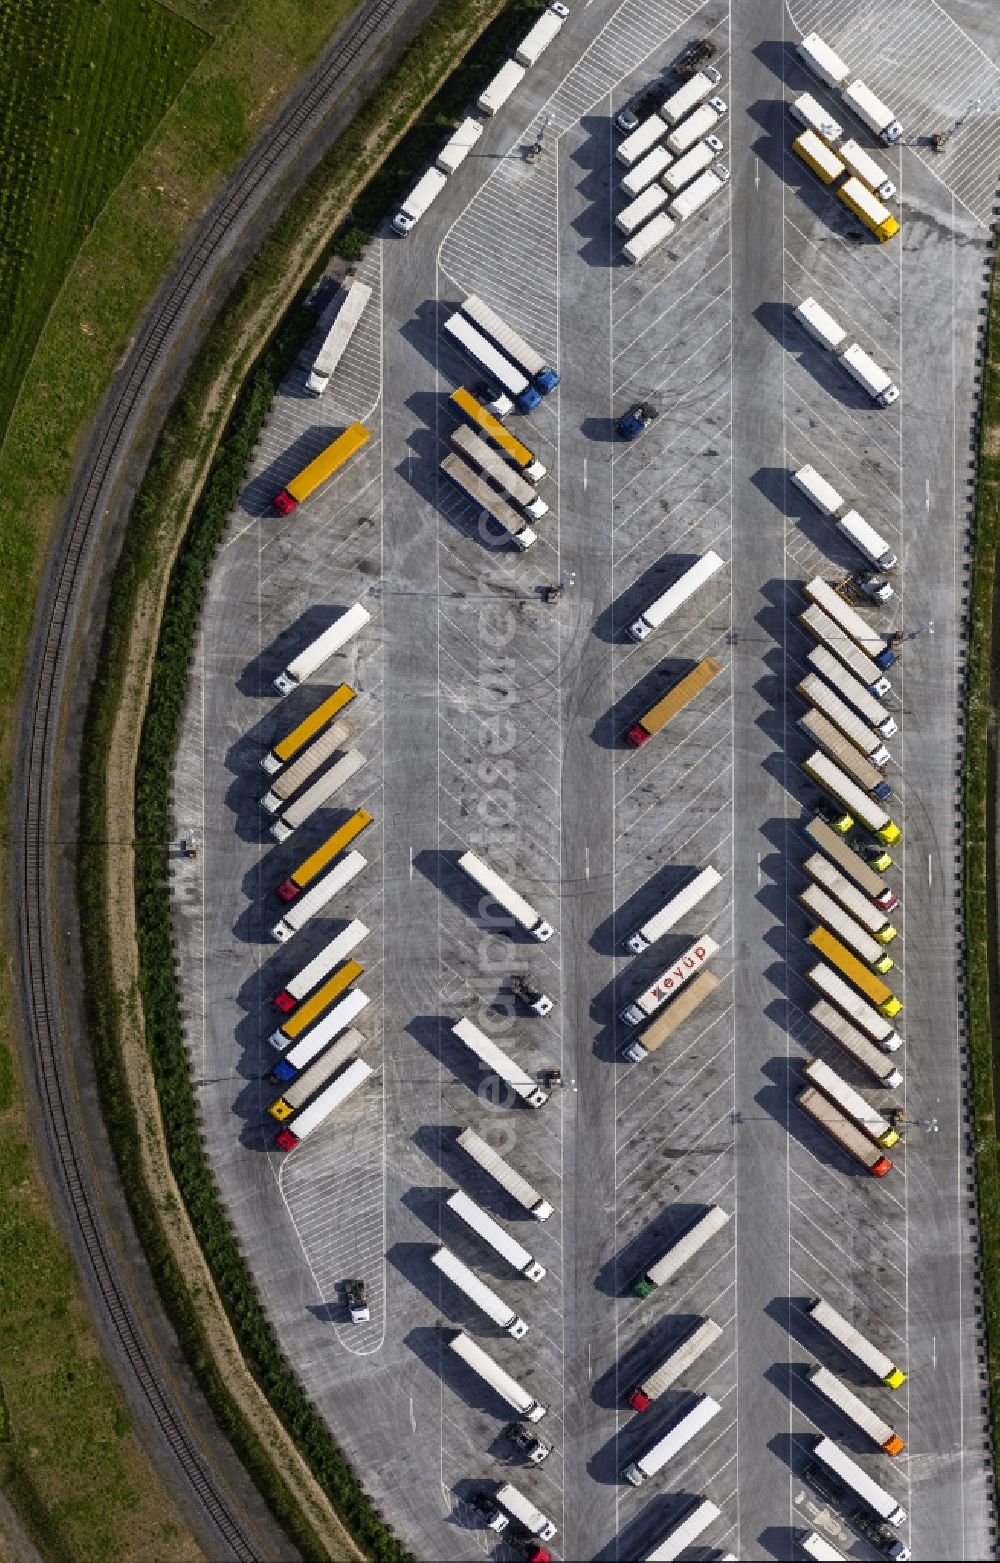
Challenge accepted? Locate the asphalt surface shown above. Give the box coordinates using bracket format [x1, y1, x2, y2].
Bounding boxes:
[170, 0, 1000, 1557]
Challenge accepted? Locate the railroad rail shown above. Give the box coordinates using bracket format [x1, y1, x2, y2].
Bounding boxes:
[13, 1, 406, 1555]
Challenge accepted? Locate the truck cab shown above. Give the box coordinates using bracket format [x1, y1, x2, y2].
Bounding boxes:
[618, 402, 657, 439]
[512, 976, 555, 1016]
[815, 798, 853, 835]
[505, 1423, 552, 1463]
[346, 1278, 369, 1323]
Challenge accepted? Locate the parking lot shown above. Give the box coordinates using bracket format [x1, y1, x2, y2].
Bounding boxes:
[169, 0, 997, 1556]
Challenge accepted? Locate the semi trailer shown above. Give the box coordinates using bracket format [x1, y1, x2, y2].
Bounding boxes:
[272, 918, 369, 1011]
[801, 750, 901, 845]
[448, 1331, 546, 1419]
[273, 424, 370, 513]
[622, 970, 720, 1061]
[804, 817, 898, 909]
[275, 807, 373, 902]
[268, 1028, 363, 1117]
[807, 1296, 906, 1389]
[262, 683, 356, 773]
[802, 578, 895, 667]
[270, 749, 366, 843]
[810, 1436, 907, 1527]
[273, 604, 371, 695]
[802, 853, 896, 938]
[443, 312, 541, 411]
[796, 1087, 892, 1176]
[274, 1057, 373, 1151]
[461, 294, 558, 393]
[435, 116, 483, 173]
[270, 850, 367, 943]
[626, 866, 722, 954]
[807, 925, 900, 1012]
[626, 656, 722, 745]
[260, 718, 351, 813]
[623, 1396, 721, 1485]
[800, 610, 893, 702]
[809, 1000, 902, 1089]
[619, 934, 719, 1023]
[457, 849, 553, 940]
[797, 675, 890, 767]
[628, 551, 725, 641]
[806, 964, 903, 1052]
[446, 1189, 546, 1281]
[450, 387, 547, 479]
[305, 280, 372, 394]
[631, 1206, 730, 1297]
[807, 1364, 905, 1454]
[441, 452, 537, 549]
[456, 1126, 553, 1218]
[431, 1247, 528, 1338]
[628, 1317, 724, 1409]
[661, 134, 724, 192]
[802, 1057, 898, 1148]
[451, 1017, 549, 1107]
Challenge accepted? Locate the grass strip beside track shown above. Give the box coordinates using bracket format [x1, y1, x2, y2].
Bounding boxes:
[966, 244, 1000, 1500]
[77, 0, 538, 1553]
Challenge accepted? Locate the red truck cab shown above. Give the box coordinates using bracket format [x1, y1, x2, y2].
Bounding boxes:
[625, 723, 650, 747]
[273, 489, 298, 515]
[272, 988, 296, 1013]
[274, 1128, 300, 1152]
[627, 1385, 652, 1411]
[275, 877, 300, 902]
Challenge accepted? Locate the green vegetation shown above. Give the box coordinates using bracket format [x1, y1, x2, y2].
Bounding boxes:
[0, 0, 209, 443]
[75, 0, 538, 1553]
[0, 0, 359, 726]
[0, 1079, 199, 1563]
[966, 245, 1000, 1497]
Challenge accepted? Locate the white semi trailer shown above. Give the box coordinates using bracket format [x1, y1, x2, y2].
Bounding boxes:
[456, 1126, 553, 1218]
[270, 852, 367, 943]
[446, 1190, 546, 1281]
[625, 866, 722, 953]
[619, 934, 719, 1025]
[431, 1247, 528, 1338]
[448, 1331, 546, 1419]
[623, 1395, 721, 1484]
[274, 1057, 373, 1151]
[809, 1000, 902, 1089]
[457, 849, 553, 939]
[806, 964, 903, 1052]
[272, 918, 369, 1010]
[451, 1017, 549, 1107]
[274, 604, 371, 695]
[628, 551, 725, 641]
[306, 279, 372, 395]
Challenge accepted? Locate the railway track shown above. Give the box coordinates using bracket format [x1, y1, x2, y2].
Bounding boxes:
[14, 1, 406, 1556]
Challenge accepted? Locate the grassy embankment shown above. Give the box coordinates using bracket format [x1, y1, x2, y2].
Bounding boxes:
[76, 0, 538, 1558]
[0, 0, 401, 1555]
[966, 246, 1000, 1496]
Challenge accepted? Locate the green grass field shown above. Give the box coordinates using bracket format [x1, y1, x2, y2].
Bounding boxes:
[0, 0, 210, 445]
